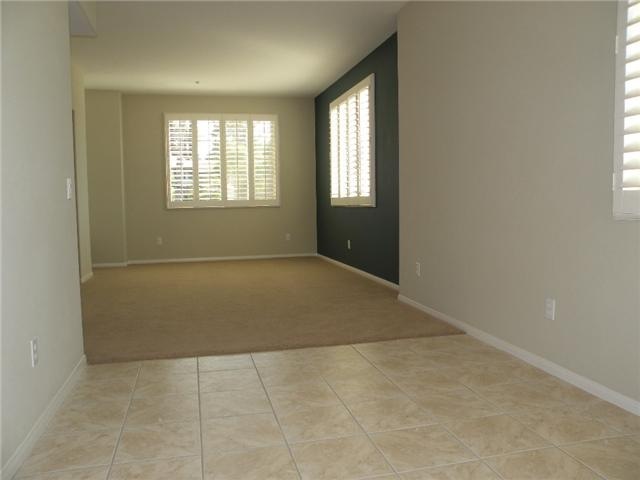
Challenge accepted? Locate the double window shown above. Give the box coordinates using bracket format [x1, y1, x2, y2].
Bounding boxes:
[330, 74, 375, 207]
[615, 1, 640, 218]
[165, 114, 278, 208]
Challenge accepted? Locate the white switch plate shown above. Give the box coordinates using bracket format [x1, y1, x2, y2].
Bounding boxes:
[347, 239, 351, 250]
[30, 337, 39, 367]
[415, 262, 421, 277]
[285, 233, 291, 241]
[156, 236, 163, 246]
[545, 298, 556, 321]
[66, 177, 73, 200]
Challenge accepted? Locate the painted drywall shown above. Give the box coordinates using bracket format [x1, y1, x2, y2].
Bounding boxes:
[71, 64, 93, 280]
[315, 34, 399, 283]
[1, 0, 85, 467]
[398, 2, 640, 401]
[86, 90, 128, 264]
[114, 94, 316, 261]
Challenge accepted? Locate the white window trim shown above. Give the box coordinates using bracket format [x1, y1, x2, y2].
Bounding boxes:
[164, 113, 280, 209]
[614, 1, 640, 219]
[329, 74, 376, 207]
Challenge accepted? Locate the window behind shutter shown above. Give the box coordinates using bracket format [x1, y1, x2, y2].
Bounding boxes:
[615, 1, 640, 218]
[225, 120, 249, 201]
[167, 119, 194, 202]
[329, 74, 375, 206]
[197, 120, 222, 201]
[253, 119, 277, 201]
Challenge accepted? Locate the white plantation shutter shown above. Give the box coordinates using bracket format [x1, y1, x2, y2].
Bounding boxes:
[167, 119, 194, 203]
[166, 114, 279, 208]
[225, 119, 250, 201]
[330, 74, 375, 206]
[197, 120, 222, 201]
[615, 1, 640, 218]
[253, 119, 278, 201]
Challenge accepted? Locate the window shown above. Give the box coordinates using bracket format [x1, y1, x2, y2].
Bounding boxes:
[165, 114, 278, 208]
[330, 74, 375, 206]
[615, 1, 640, 218]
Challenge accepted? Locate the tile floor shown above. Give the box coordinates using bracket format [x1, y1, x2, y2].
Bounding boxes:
[14, 335, 640, 479]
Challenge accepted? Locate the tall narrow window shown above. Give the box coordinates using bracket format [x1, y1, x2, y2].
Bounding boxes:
[165, 114, 279, 208]
[330, 74, 375, 206]
[615, 1, 640, 218]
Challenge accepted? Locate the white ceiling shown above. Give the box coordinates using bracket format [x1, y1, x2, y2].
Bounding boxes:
[71, 1, 403, 96]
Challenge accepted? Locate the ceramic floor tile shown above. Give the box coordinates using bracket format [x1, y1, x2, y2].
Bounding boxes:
[446, 414, 549, 457]
[251, 350, 310, 369]
[513, 406, 619, 445]
[16, 466, 109, 479]
[348, 396, 436, 432]
[411, 389, 501, 422]
[203, 445, 298, 480]
[534, 378, 601, 407]
[133, 372, 198, 398]
[140, 357, 197, 377]
[498, 360, 551, 383]
[369, 356, 438, 378]
[562, 436, 640, 480]
[582, 401, 640, 434]
[486, 447, 602, 479]
[202, 413, 285, 453]
[388, 370, 466, 395]
[16, 430, 119, 477]
[108, 456, 202, 480]
[125, 393, 199, 426]
[46, 397, 129, 434]
[199, 369, 262, 393]
[115, 421, 200, 463]
[440, 364, 523, 390]
[326, 373, 405, 405]
[474, 382, 566, 412]
[78, 362, 140, 383]
[371, 425, 475, 471]
[291, 435, 392, 480]
[404, 336, 465, 353]
[266, 380, 341, 413]
[277, 404, 361, 442]
[399, 461, 500, 479]
[200, 389, 271, 418]
[198, 354, 254, 372]
[257, 364, 323, 387]
[68, 378, 135, 402]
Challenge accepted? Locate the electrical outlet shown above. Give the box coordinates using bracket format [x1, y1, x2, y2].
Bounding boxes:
[545, 298, 556, 320]
[285, 233, 291, 241]
[30, 337, 39, 367]
[347, 239, 351, 250]
[415, 262, 421, 277]
[156, 236, 163, 246]
[66, 177, 73, 200]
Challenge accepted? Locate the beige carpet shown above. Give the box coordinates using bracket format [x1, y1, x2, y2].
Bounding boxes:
[81, 257, 461, 363]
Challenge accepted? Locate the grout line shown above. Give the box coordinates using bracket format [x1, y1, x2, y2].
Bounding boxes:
[105, 365, 142, 479]
[318, 373, 399, 476]
[196, 358, 205, 480]
[250, 353, 303, 480]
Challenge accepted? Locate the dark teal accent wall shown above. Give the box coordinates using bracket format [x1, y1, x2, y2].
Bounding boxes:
[315, 34, 399, 283]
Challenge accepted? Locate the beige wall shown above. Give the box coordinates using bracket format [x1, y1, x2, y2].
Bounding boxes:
[1, 1, 85, 468]
[71, 64, 93, 279]
[117, 94, 316, 261]
[86, 90, 128, 264]
[398, 1, 640, 401]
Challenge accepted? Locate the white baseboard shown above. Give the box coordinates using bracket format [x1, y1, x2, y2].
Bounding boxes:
[398, 294, 640, 416]
[1, 355, 86, 480]
[92, 253, 317, 269]
[319, 255, 399, 291]
[92, 262, 128, 268]
[127, 253, 317, 265]
[80, 271, 93, 283]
